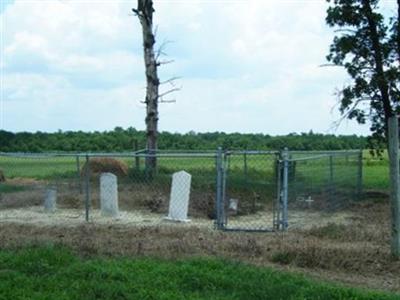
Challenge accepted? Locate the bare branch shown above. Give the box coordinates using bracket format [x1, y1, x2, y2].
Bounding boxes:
[334, 28, 357, 34]
[155, 40, 174, 60]
[159, 99, 176, 103]
[158, 87, 181, 99]
[160, 76, 181, 86]
[156, 59, 175, 66]
[319, 63, 343, 68]
[328, 85, 374, 132]
[131, 8, 142, 17]
[153, 25, 159, 38]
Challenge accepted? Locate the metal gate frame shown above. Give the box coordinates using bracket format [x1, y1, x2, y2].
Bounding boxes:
[215, 148, 284, 232]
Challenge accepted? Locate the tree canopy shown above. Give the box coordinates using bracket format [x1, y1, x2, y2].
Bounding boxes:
[326, 0, 400, 146]
[0, 128, 366, 153]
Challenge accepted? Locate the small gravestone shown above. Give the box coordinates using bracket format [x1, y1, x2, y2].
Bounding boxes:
[44, 187, 57, 213]
[165, 171, 191, 222]
[100, 172, 119, 217]
[229, 198, 238, 214]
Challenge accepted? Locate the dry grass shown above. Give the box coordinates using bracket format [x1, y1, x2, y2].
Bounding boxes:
[0, 184, 398, 293]
[81, 158, 129, 178]
[0, 197, 399, 293]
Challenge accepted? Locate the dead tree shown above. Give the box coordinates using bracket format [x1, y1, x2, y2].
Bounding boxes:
[133, 0, 179, 170]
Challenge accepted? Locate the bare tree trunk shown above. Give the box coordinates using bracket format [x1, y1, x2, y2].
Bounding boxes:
[133, 0, 159, 170]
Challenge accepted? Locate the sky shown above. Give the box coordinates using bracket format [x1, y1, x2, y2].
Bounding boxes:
[0, 0, 398, 135]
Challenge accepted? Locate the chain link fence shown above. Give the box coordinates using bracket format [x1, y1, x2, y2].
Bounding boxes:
[0, 153, 84, 225]
[276, 150, 363, 230]
[0, 149, 362, 231]
[216, 150, 279, 231]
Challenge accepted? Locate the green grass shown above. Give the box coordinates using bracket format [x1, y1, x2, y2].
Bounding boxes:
[0, 156, 79, 179]
[0, 151, 390, 192]
[0, 246, 397, 300]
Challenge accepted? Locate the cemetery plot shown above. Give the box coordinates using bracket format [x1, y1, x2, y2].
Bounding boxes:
[0, 151, 361, 231]
[0, 154, 219, 228]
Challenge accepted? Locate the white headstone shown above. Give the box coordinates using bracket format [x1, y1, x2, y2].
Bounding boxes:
[229, 198, 238, 213]
[44, 188, 57, 213]
[165, 170, 191, 222]
[100, 172, 119, 217]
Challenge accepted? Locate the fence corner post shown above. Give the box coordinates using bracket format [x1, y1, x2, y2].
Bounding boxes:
[281, 147, 289, 230]
[76, 154, 82, 194]
[215, 147, 224, 230]
[84, 154, 91, 222]
[388, 116, 400, 259]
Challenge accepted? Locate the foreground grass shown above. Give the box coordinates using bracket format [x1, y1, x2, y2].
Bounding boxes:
[0, 246, 397, 300]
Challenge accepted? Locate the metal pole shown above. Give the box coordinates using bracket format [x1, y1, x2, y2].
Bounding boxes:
[357, 149, 363, 200]
[388, 116, 400, 258]
[274, 153, 282, 230]
[281, 148, 289, 230]
[84, 154, 91, 222]
[244, 151, 248, 186]
[76, 155, 82, 194]
[222, 151, 228, 226]
[215, 147, 224, 230]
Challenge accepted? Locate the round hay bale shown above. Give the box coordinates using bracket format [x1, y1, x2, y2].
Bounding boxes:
[81, 158, 129, 178]
[0, 169, 5, 182]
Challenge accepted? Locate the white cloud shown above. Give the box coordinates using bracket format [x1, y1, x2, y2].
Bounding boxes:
[0, 0, 382, 135]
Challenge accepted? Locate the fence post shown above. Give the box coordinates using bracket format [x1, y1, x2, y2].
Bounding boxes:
[76, 154, 82, 194]
[244, 150, 248, 183]
[388, 116, 400, 258]
[274, 153, 282, 230]
[357, 149, 363, 200]
[281, 148, 289, 230]
[215, 147, 224, 230]
[84, 154, 91, 222]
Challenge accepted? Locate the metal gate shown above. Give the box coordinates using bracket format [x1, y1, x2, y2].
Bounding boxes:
[215, 150, 282, 232]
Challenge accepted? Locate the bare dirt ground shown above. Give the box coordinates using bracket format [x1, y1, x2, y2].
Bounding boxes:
[0, 205, 354, 230]
[0, 206, 215, 228]
[0, 191, 398, 294]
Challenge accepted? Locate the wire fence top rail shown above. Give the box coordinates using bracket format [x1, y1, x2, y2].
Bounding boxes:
[225, 150, 279, 155]
[0, 151, 145, 158]
[289, 150, 362, 155]
[0, 151, 217, 158]
[0, 149, 363, 158]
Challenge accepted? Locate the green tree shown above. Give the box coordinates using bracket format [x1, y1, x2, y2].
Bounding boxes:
[326, 0, 400, 144]
[326, 0, 400, 257]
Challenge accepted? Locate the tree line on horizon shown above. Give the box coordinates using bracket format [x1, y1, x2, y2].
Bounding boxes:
[0, 128, 367, 153]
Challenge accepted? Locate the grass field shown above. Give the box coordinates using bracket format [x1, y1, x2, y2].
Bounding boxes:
[0, 245, 397, 300]
[0, 150, 385, 218]
[0, 150, 375, 187]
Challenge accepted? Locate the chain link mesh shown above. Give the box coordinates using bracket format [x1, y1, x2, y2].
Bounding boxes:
[285, 151, 361, 229]
[221, 151, 279, 231]
[0, 150, 362, 231]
